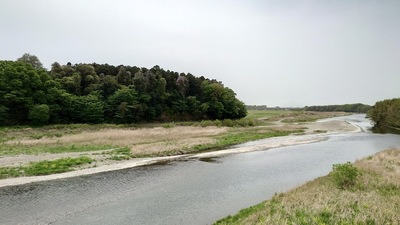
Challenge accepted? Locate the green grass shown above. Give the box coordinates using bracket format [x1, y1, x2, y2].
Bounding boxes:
[0, 123, 133, 143]
[245, 110, 290, 120]
[0, 167, 23, 179]
[131, 128, 305, 158]
[0, 156, 94, 179]
[103, 147, 132, 161]
[0, 144, 116, 156]
[193, 129, 304, 152]
[214, 149, 400, 225]
[215, 202, 266, 225]
[160, 118, 259, 128]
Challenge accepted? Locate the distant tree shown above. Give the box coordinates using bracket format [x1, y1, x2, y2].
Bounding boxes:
[61, 72, 82, 95]
[0, 60, 51, 124]
[116, 67, 132, 86]
[368, 98, 400, 130]
[176, 74, 189, 95]
[0, 105, 8, 125]
[75, 64, 100, 95]
[99, 75, 120, 99]
[28, 104, 50, 125]
[304, 103, 371, 113]
[70, 93, 104, 123]
[133, 70, 148, 93]
[106, 88, 140, 123]
[17, 53, 43, 69]
[222, 87, 247, 119]
[1, 60, 247, 125]
[246, 105, 268, 110]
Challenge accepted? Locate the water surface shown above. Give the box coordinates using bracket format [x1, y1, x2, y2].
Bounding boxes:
[0, 114, 399, 225]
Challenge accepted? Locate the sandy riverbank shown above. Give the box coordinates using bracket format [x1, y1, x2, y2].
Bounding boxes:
[0, 118, 360, 188]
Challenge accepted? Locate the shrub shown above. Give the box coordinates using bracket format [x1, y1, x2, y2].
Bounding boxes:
[222, 119, 234, 127]
[331, 162, 360, 189]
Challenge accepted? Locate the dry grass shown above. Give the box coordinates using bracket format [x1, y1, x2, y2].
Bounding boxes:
[215, 149, 400, 225]
[0, 110, 353, 172]
[129, 137, 217, 156]
[355, 149, 400, 185]
[6, 126, 227, 147]
[2, 126, 227, 159]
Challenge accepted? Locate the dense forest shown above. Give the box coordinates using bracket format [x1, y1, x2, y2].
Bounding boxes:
[368, 98, 400, 131]
[304, 103, 371, 113]
[0, 54, 247, 125]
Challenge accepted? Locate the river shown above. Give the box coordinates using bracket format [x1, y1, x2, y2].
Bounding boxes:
[0, 114, 399, 225]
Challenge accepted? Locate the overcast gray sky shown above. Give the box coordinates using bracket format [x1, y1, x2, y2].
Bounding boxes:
[1, 0, 399, 107]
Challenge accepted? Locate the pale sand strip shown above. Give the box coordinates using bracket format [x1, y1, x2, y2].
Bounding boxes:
[0, 119, 361, 188]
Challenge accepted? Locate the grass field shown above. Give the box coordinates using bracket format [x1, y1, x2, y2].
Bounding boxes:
[0, 156, 94, 179]
[0, 110, 346, 177]
[214, 149, 400, 225]
[0, 110, 312, 157]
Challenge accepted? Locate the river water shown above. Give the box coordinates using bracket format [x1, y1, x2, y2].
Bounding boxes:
[1, 114, 399, 225]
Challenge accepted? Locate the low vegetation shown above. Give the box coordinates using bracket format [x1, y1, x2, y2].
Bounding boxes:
[215, 149, 400, 225]
[331, 162, 360, 189]
[102, 147, 132, 161]
[0, 156, 94, 179]
[192, 129, 304, 152]
[0, 144, 114, 157]
[0, 110, 298, 156]
[280, 111, 348, 123]
[0, 110, 343, 178]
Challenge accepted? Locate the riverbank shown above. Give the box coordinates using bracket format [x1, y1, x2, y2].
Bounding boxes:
[214, 148, 400, 224]
[0, 111, 356, 187]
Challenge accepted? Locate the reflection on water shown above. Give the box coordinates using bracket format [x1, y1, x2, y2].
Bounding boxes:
[0, 114, 399, 225]
[199, 157, 222, 163]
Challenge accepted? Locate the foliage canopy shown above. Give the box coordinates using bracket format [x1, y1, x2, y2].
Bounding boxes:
[304, 103, 371, 113]
[368, 98, 400, 131]
[0, 55, 246, 125]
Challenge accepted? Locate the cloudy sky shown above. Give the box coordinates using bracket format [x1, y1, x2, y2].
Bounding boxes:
[1, 0, 399, 107]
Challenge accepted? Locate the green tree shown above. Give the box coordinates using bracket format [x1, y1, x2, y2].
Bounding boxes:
[116, 67, 132, 86]
[75, 64, 100, 95]
[28, 104, 50, 125]
[99, 75, 120, 99]
[200, 81, 247, 119]
[0, 105, 8, 125]
[106, 88, 140, 123]
[70, 93, 104, 123]
[1, 60, 247, 125]
[17, 53, 43, 69]
[0, 60, 51, 124]
[368, 98, 400, 130]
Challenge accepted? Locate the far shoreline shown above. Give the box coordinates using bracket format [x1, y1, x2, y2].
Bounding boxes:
[0, 118, 361, 188]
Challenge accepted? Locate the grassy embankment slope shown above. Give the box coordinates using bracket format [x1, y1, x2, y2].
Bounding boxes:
[0, 110, 343, 179]
[215, 149, 400, 225]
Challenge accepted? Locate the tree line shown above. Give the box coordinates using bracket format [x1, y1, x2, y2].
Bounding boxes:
[368, 98, 400, 131]
[304, 103, 371, 113]
[0, 54, 246, 125]
[246, 105, 268, 110]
